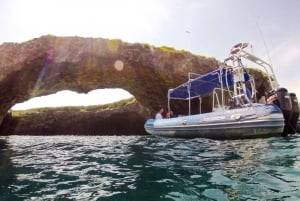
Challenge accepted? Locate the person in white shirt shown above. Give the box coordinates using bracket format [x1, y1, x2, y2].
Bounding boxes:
[155, 107, 164, 119]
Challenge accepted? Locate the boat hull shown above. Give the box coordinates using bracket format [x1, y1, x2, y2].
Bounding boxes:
[144, 104, 284, 139]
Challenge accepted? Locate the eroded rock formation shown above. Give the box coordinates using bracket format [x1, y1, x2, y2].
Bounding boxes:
[0, 35, 269, 134]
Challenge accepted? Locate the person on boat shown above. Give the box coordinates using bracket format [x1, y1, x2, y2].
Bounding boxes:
[155, 107, 164, 119]
[166, 110, 174, 118]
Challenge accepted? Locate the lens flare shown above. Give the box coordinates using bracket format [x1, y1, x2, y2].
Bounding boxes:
[114, 60, 124, 71]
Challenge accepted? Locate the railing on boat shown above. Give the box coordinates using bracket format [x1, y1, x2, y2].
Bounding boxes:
[225, 42, 279, 91]
[167, 42, 278, 116]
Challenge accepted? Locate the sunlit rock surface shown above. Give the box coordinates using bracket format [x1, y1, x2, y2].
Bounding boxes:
[0, 35, 269, 135]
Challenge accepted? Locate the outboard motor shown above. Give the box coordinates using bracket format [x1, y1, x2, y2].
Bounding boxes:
[289, 93, 299, 134]
[268, 88, 292, 136]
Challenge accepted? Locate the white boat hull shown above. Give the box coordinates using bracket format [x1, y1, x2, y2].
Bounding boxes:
[144, 104, 284, 139]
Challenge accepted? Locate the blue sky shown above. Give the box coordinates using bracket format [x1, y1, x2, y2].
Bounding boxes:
[1, 0, 300, 109]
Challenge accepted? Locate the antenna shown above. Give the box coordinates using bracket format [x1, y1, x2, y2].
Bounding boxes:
[255, 20, 273, 67]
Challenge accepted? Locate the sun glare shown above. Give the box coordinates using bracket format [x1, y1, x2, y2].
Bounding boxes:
[11, 89, 133, 110]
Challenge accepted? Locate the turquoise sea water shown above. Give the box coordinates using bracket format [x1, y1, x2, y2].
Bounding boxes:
[0, 135, 300, 201]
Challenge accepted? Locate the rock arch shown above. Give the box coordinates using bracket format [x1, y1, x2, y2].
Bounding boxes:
[0, 35, 220, 128]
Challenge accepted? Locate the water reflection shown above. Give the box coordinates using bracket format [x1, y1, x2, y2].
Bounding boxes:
[0, 137, 17, 200]
[1, 135, 300, 200]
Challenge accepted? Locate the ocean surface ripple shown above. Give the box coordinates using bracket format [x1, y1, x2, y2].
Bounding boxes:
[1, 135, 300, 201]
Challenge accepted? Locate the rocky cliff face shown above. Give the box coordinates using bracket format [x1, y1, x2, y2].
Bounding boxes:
[0, 35, 269, 135]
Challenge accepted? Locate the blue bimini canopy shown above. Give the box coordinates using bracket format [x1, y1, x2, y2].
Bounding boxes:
[168, 67, 236, 100]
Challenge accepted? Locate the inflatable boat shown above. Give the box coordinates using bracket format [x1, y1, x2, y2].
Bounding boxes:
[144, 43, 299, 139]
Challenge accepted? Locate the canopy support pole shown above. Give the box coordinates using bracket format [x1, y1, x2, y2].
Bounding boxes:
[187, 73, 193, 115]
[188, 80, 191, 115]
[167, 89, 171, 112]
[199, 97, 202, 114]
[220, 70, 224, 107]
